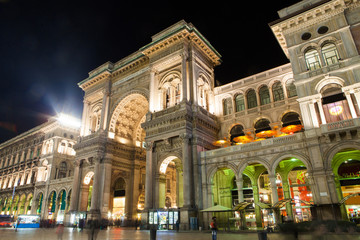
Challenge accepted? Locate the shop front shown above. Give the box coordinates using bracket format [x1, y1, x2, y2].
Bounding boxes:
[148, 209, 179, 230]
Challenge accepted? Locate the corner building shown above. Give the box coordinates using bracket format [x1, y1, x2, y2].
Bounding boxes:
[1, 0, 360, 230]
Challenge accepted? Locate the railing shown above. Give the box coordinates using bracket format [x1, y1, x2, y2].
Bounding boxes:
[201, 133, 303, 158]
[320, 118, 360, 134]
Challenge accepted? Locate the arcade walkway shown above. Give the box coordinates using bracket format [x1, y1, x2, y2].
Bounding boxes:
[0, 227, 359, 240]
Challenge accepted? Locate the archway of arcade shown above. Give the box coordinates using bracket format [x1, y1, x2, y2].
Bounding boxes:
[53, 189, 68, 223]
[331, 149, 360, 223]
[107, 93, 149, 223]
[274, 157, 313, 223]
[79, 171, 94, 213]
[156, 156, 183, 230]
[110, 177, 126, 222]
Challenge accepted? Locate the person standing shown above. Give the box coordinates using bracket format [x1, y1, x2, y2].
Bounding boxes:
[56, 224, 64, 240]
[210, 217, 217, 240]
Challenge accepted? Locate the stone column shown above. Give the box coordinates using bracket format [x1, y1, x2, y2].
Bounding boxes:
[100, 82, 111, 131]
[149, 70, 156, 112]
[80, 100, 90, 136]
[180, 133, 193, 208]
[269, 175, 279, 205]
[158, 174, 166, 208]
[309, 102, 319, 128]
[69, 160, 82, 211]
[144, 141, 154, 210]
[99, 160, 112, 218]
[236, 178, 244, 203]
[252, 184, 262, 228]
[181, 51, 188, 102]
[89, 157, 101, 219]
[282, 182, 294, 220]
[344, 90, 358, 118]
[316, 98, 327, 124]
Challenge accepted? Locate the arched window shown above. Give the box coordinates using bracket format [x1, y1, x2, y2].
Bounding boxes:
[230, 125, 244, 143]
[322, 43, 339, 66]
[281, 112, 302, 127]
[197, 77, 210, 111]
[259, 86, 270, 105]
[254, 118, 271, 133]
[286, 80, 297, 98]
[58, 162, 67, 179]
[321, 84, 352, 123]
[223, 97, 233, 116]
[159, 73, 182, 109]
[247, 89, 257, 109]
[272, 82, 284, 102]
[235, 94, 245, 112]
[305, 48, 321, 71]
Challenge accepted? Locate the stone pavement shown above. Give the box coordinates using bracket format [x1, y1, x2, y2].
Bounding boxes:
[0, 227, 359, 240]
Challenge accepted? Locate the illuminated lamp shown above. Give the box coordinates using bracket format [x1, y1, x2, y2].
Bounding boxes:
[233, 135, 253, 144]
[329, 105, 343, 116]
[213, 139, 230, 147]
[255, 130, 277, 138]
[280, 125, 303, 134]
[57, 113, 81, 128]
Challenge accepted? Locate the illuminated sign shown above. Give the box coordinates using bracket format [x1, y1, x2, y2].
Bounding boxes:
[329, 105, 343, 116]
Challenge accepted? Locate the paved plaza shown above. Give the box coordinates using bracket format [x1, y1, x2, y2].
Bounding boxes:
[0, 227, 359, 240]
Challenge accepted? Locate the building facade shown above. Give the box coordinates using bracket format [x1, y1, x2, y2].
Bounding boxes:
[0, 114, 79, 223]
[1, 0, 360, 230]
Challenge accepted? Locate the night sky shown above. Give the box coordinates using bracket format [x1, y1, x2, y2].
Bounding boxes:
[0, 0, 300, 143]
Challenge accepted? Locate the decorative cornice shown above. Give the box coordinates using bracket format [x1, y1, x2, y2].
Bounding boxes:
[270, 0, 352, 58]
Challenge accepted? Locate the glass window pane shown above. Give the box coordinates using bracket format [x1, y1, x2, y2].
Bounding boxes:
[322, 43, 339, 66]
[247, 90, 257, 109]
[235, 94, 245, 112]
[305, 49, 321, 71]
[259, 86, 270, 105]
[286, 80, 297, 98]
[272, 82, 284, 102]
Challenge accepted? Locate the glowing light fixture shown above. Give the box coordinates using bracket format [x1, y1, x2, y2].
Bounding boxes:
[57, 113, 81, 128]
[329, 106, 343, 116]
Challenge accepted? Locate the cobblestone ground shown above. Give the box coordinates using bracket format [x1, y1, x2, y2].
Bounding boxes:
[0, 227, 359, 240]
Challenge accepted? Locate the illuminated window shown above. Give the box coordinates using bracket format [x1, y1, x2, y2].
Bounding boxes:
[286, 80, 297, 98]
[321, 85, 352, 123]
[305, 49, 321, 71]
[247, 89, 257, 109]
[259, 86, 270, 105]
[254, 118, 271, 133]
[235, 94, 245, 112]
[272, 82, 284, 102]
[322, 43, 339, 66]
[230, 125, 244, 143]
[223, 97, 233, 116]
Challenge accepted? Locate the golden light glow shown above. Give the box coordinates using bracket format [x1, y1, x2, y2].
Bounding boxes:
[329, 105, 343, 116]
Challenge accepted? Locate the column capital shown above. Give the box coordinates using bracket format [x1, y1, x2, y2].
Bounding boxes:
[180, 133, 192, 141]
[145, 141, 154, 151]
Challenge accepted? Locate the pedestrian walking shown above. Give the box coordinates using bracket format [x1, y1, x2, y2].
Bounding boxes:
[210, 217, 217, 240]
[56, 224, 64, 240]
[15, 218, 20, 232]
[176, 219, 179, 232]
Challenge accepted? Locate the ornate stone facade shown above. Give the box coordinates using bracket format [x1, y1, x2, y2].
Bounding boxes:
[1, 0, 360, 231]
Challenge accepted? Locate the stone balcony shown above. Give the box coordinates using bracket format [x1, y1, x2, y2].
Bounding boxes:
[201, 118, 360, 161]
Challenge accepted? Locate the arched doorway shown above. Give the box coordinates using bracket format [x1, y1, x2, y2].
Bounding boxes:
[238, 162, 273, 230]
[35, 193, 43, 215]
[81, 171, 94, 212]
[275, 157, 313, 223]
[18, 194, 26, 215]
[154, 156, 183, 230]
[56, 190, 67, 223]
[24, 194, 33, 215]
[331, 149, 360, 222]
[47, 191, 57, 220]
[112, 177, 126, 222]
[211, 168, 236, 230]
